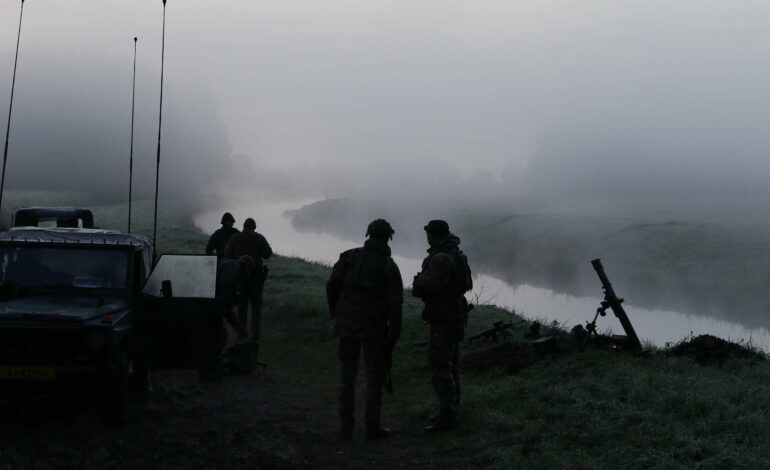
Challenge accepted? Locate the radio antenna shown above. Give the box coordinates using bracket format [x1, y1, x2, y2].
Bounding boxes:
[128, 37, 138, 233]
[0, 0, 27, 222]
[152, 0, 167, 256]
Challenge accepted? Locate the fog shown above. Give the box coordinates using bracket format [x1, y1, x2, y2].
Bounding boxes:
[1, 0, 770, 219]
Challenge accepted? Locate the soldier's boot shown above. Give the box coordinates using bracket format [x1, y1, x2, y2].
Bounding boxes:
[424, 408, 456, 434]
[252, 341, 267, 371]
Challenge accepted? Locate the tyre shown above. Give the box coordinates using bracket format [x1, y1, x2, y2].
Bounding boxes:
[102, 348, 130, 426]
[128, 365, 152, 401]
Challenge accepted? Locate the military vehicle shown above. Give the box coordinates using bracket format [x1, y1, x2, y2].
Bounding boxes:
[0, 208, 224, 425]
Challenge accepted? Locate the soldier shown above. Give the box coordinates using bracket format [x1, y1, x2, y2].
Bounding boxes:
[198, 256, 251, 381]
[412, 220, 473, 434]
[224, 218, 273, 365]
[217, 256, 252, 340]
[326, 219, 403, 441]
[206, 212, 239, 261]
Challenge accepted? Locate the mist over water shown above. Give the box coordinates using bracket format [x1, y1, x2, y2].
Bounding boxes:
[2, 1, 770, 345]
[2, 1, 769, 207]
[196, 201, 770, 350]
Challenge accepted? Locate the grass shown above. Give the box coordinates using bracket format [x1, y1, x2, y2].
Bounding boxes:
[258, 253, 770, 469]
[92, 200, 208, 254]
[103, 203, 770, 468]
[13, 198, 770, 468]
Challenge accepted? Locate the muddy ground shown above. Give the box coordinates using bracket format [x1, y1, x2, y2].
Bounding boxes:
[0, 369, 445, 469]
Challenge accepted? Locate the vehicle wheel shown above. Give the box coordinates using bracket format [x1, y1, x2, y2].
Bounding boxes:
[103, 350, 130, 426]
[102, 378, 128, 426]
[129, 364, 152, 402]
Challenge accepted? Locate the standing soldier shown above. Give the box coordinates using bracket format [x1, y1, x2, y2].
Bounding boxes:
[326, 219, 403, 441]
[199, 257, 251, 381]
[224, 218, 273, 366]
[206, 212, 239, 262]
[412, 220, 473, 434]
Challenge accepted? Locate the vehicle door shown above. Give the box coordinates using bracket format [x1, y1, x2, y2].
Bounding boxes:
[132, 255, 223, 370]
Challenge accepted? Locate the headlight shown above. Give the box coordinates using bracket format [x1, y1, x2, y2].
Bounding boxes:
[84, 331, 106, 352]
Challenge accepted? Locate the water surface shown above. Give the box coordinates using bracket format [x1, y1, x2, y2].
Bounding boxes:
[196, 201, 770, 350]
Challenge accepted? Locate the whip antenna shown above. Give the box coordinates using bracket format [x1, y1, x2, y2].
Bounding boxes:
[0, 0, 27, 222]
[128, 37, 138, 233]
[152, 0, 167, 255]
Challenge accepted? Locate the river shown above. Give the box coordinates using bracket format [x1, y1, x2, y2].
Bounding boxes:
[195, 201, 770, 351]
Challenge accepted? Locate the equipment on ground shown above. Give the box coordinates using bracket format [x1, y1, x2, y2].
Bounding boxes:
[12, 207, 94, 228]
[586, 259, 642, 352]
[465, 320, 524, 343]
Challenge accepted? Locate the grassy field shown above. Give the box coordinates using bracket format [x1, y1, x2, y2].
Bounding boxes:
[92, 200, 208, 254]
[87, 201, 770, 468]
[259, 254, 770, 469]
[6, 199, 769, 468]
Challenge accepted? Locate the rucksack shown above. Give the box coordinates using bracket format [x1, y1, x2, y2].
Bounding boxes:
[342, 248, 389, 292]
[451, 251, 473, 295]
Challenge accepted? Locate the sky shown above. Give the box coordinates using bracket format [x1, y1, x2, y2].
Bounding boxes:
[0, 0, 769, 202]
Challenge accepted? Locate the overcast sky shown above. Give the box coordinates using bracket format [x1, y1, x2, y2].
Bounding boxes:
[1, 0, 769, 198]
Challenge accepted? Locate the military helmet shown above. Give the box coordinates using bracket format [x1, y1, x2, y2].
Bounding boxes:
[243, 218, 256, 231]
[366, 218, 394, 240]
[424, 219, 450, 237]
[221, 212, 235, 224]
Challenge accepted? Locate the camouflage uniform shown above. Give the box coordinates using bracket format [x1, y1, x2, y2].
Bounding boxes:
[413, 222, 472, 431]
[217, 259, 249, 338]
[327, 225, 403, 440]
[224, 220, 273, 361]
[199, 258, 245, 381]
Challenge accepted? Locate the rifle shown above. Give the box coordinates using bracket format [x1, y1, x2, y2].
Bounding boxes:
[384, 343, 394, 394]
[465, 320, 524, 343]
[588, 259, 642, 352]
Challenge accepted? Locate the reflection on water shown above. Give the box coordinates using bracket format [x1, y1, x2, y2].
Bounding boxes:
[196, 201, 770, 351]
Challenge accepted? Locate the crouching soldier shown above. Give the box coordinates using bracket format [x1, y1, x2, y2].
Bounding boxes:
[413, 220, 473, 434]
[326, 219, 403, 441]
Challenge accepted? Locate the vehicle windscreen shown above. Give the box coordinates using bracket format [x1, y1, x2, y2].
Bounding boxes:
[0, 246, 130, 290]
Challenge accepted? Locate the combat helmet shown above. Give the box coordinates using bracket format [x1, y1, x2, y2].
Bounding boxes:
[366, 219, 394, 240]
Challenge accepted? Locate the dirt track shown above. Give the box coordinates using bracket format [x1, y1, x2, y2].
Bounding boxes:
[0, 370, 440, 469]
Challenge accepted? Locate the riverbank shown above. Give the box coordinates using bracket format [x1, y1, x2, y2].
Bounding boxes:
[245, 255, 770, 469]
[3, 204, 770, 468]
[291, 198, 770, 333]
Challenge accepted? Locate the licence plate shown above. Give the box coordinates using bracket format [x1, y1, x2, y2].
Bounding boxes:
[0, 366, 56, 380]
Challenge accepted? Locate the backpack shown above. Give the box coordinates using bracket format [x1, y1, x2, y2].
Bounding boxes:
[451, 251, 473, 295]
[342, 248, 389, 292]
